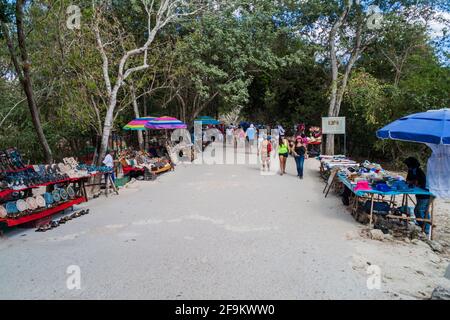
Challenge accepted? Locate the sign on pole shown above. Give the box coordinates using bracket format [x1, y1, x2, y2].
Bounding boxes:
[322, 117, 346, 135]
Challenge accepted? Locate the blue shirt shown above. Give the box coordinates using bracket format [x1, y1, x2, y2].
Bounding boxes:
[246, 127, 256, 140]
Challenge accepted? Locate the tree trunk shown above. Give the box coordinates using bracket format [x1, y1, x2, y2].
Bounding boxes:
[98, 90, 118, 166]
[325, 7, 348, 156]
[1, 1, 53, 163]
[130, 83, 144, 150]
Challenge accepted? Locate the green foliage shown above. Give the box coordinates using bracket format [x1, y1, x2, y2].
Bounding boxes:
[0, 0, 448, 165]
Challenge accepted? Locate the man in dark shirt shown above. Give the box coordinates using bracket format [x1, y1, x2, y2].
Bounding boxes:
[404, 157, 430, 233]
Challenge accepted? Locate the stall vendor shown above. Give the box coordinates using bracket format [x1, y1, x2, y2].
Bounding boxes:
[404, 157, 431, 233]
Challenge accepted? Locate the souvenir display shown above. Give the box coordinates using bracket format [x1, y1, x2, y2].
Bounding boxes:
[35, 195, 46, 208]
[16, 199, 29, 212]
[5, 201, 18, 215]
[26, 197, 38, 211]
[66, 186, 76, 199]
[1, 148, 89, 227]
[44, 192, 54, 206]
[0, 205, 7, 218]
[118, 148, 172, 178]
[35, 210, 90, 232]
[0, 148, 25, 172]
[333, 159, 406, 192]
[51, 190, 61, 203]
[59, 188, 69, 201]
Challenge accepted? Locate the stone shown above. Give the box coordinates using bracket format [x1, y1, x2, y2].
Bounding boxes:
[437, 240, 450, 248]
[384, 234, 394, 241]
[427, 240, 444, 253]
[370, 229, 385, 241]
[345, 231, 360, 240]
[431, 287, 450, 300]
[411, 239, 419, 245]
[445, 264, 450, 281]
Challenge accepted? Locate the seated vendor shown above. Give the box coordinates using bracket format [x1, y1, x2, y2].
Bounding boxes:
[404, 157, 431, 233]
[135, 151, 154, 171]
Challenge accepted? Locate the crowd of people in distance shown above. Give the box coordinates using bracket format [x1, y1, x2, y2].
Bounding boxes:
[223, 123, 310, 179]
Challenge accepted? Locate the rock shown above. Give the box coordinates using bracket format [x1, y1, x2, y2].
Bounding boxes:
[445, 264, 450, 281]
[384, 234, 394, 241]
[411, 239, 419, 245]
[431, 287, 450, 300]
[427, 240, 444, 253]
[370, 229, 385, 241]
[404, 238, 411, 244]
[345, 231, 360, 240]
[437, 240, 450, 248]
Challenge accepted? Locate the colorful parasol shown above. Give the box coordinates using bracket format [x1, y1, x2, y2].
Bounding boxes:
[123, 117, 156, 131]
[145, 116, 187, 130]
[194, 116, 220, 125]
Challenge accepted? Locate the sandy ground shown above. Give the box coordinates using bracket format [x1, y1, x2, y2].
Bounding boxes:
[0, 144, 449, 299]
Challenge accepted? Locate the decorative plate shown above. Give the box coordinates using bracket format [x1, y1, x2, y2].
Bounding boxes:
[35, 195, 46, 208]
[16, 199, 28, 212]
[0, 205, 7, 218]
[52, 190, 61, 202]
[26, 197, 38, 211]
[59, 188, 69, 201]
[66, 186, 76, 199]
[58, 163, 69, 173]
[5, 202, 18, 214]
[43, 192, 54, 205]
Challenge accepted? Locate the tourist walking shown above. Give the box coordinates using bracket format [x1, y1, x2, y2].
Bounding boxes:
[238, 127, 246, 147]
[226, 126, 234, 145]
[246, 124, 256, 153]
[278, 135, 289, 176]
[260, 135, 272, 172]
[293, 136, 307, 179]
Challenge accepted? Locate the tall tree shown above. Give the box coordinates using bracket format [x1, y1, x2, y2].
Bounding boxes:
[92, 0, 205, 165]
[0, 0, 53, 162]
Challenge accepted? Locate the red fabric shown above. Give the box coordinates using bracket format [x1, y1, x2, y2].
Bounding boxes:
[267, 143, 272, 153]
[123, 167, 144, 175]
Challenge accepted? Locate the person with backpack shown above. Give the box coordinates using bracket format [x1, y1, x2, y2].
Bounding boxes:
[260, 135, 272, 172]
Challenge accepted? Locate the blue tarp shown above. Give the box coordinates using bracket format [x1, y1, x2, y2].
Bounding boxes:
[195, 116, 220, 125]
[377, 109, 450, 145]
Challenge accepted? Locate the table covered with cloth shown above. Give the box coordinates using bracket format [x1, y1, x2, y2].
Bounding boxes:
[337, 174, 435, 239]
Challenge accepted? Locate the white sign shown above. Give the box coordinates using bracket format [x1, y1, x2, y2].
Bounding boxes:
[322, 117, 346, 134]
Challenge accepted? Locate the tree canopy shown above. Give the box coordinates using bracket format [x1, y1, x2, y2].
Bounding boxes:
[0, 0, 448, 164]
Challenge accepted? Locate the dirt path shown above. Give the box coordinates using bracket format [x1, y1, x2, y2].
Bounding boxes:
[0, 146, 448, 299]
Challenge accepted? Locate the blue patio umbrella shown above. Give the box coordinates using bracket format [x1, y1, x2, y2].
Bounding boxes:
[377, 109, 450, 145]
[376, 108, 450, 199]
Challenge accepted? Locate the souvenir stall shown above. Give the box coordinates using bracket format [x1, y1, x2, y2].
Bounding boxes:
[145, 116, 190, 167]
[318, 155, 358, 179]
[119, 116, 187, 179]
[0, 149, 110, 229]
[123, 116, 156, 151]
[307, 126, 322, 156]
[118, 149, 172, 180]
[375, 108, 450, 239]
[329, 160, 436, 239]
[321, 109, 450, 240]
